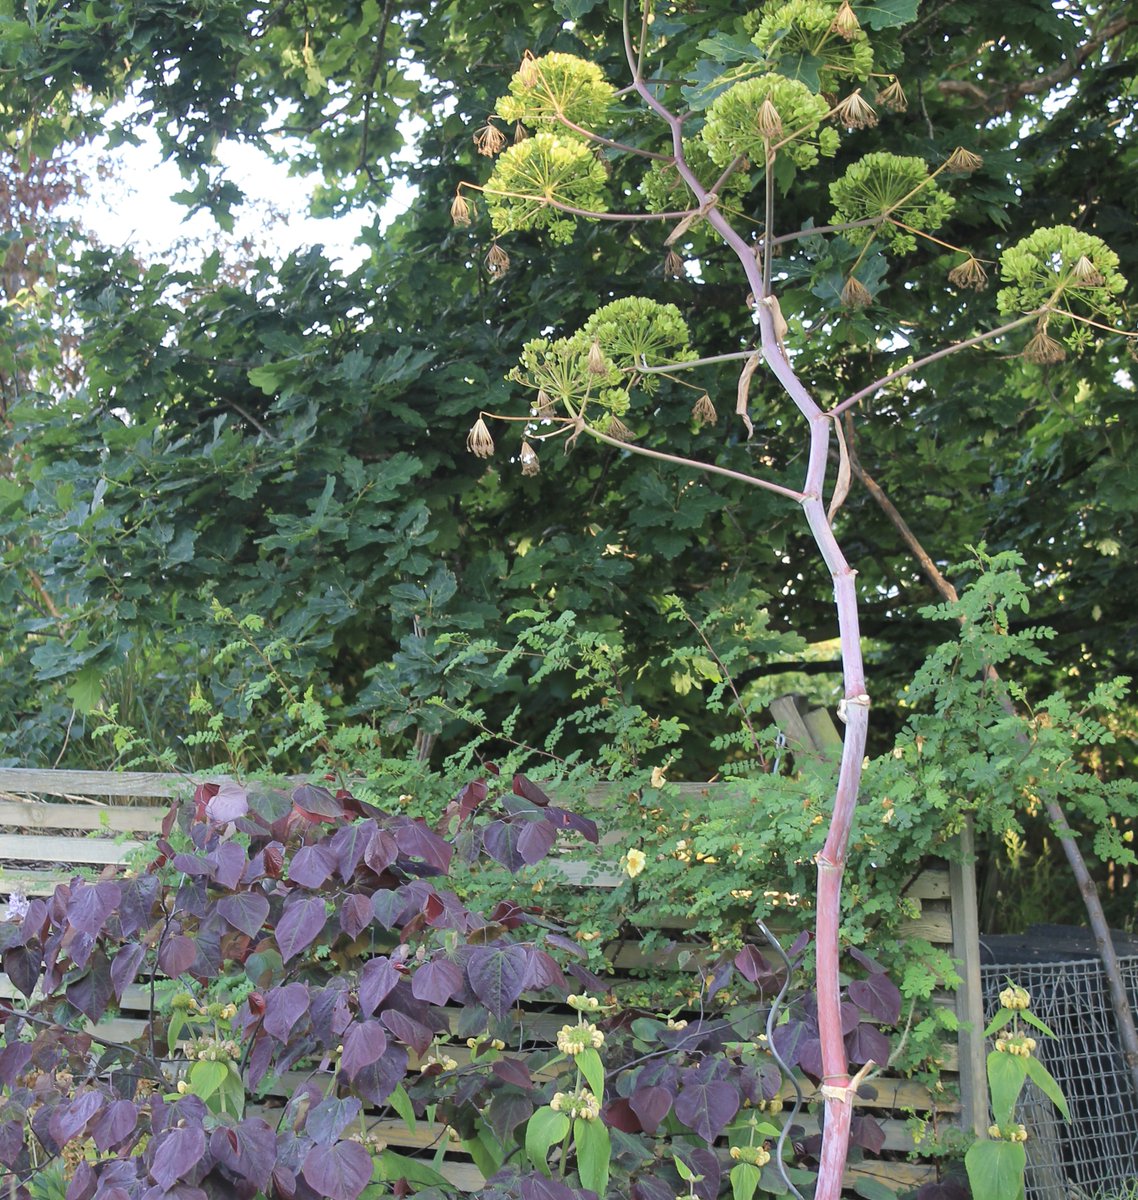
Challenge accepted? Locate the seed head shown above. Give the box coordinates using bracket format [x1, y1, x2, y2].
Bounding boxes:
[834, 90, 878, 130]
[945, 146, 983, 174]
[535, 388, 557, 419]
[757, 98, 783, 141]
[948, 256, 988, 291]
[473, 122, 507, 157]
[692, 393, 718, 427]
[1071, 255, 1105, 287]
[604, 414, 633, 441]
[587, 338, 607, 375]
[450, 192, 473, 228]
[830, 0, 861, 40]
[519, 440, 540, 476]
[1024, 322, 1065, 364]
[484, 242, 510, 278]
[841, 276, 873, 308]
[513, 122, 529, 144]
[664, 249, 687, 279]
[466, 416, 495, 458]
[518, 50, 538, 88]
[877, 78, 908, 113]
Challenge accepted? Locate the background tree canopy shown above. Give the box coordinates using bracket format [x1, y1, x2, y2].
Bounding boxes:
[1, 0, 1135, 814]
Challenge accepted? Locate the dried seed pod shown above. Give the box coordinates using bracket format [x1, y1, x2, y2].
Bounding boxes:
[757, 98, 783, 141]
[473, 122, 508, 157]
[946, 146, 983, 173]
[948, 256, 988, 291]
[841, 276, 873, 308]
[830, 0, 861, 40]
[604, 415, 633, 441]
[518, 50, 538, 88]
[450, 192, 473, 227]
[664, 249, 687, 279]
[834, 91, 878, 130]
[692, 393, 718, 427]
[519, 440, 540, 475]
[466, 416, 495, 458]
[1071, 255, 1105, 286]
[484, 242, 510, 278]
[587, 338, 607, 375]
[877, 78, 908, 113]
[535, 389, 557, 419]
[1023, 322, 1065, 364]
[513, 122, 529, 143]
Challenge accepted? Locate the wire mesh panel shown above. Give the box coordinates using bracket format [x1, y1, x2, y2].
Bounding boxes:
[981, 954, 1138, 1199]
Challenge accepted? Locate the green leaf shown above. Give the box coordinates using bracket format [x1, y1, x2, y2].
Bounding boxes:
[853, 1177, 900, 1200]
[731, 1162, 761, 1200]
[66, 665, 103, 714]
[525, 1106, 570, 1176]
[987, 1050, 1028, 1126]
[965, 1139, 1027, 1200]
[575, 1046, 604, 1103]
[1024, 1055, 1070, 1120]
[856, 0, 921, 29]
[574, 1117, 610, 1196]
[1020, 1010, 1058, 1039]
[388, 1083, 415, 1131]
[167, 1009, 189, 1056]
[372, 1149, 450, 1188]
[189, 1059, 229, 1101]
[983, 1007, 1015, 1037]
[552, 0, 602, 18]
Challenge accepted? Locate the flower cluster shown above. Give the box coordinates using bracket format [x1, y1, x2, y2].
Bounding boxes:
[495, 52, 616, 133]
[988, 1123, 1029, 1143]
[557, 1022, 605, 1056]
[566, 994, 603, 1012]
[995, 1031, 1037, 1057]
[829, 152, 955, 253]
[623, 847, 647, 878]
[550, 1088, 601, 1120]
[746, 0, 875, 91]
[730, 1145, 772, 1166]
[999, 984, 1031, 1011]
[184, 1036, 241, 1063]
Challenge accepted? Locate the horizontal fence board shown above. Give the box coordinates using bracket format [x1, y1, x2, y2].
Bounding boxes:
[0, 768, 188, 799]
[0, 833, 145, 865]
[0, 800, 169, 832]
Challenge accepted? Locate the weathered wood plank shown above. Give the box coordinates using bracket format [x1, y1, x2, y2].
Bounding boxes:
[0, 833, 147, 865]
[951, 816, 988, 1139]
[0, 800, 168, 832]
[0, 769, 189, 798]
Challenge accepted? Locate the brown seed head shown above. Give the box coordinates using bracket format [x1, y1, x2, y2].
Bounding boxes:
[450, 192, 473, 227]
[519, 440, 540, 476]
[587, 339, 607, 375]
[518, 50, 538, 88]
[948, 256, 988, 291]
[830, 0, 861, 40]
[604, 415, 633, 441]
[877, 78, 908, 113]
[1071, 255, 1105, 287]
[514, 122, 529, 144]
[692, 393, 718, 427]
[757, 98, 783, 141]
[664, 249, 688, 280]
[466, 416, 495, 458]
[473, 122, 508, 157]
[484, 243, 510, 278]
[535, 389, 557, 419]
[834, 91, 878, 130]
[946, 147, 983, 174]
[841, 276, 873, 308]
[1024, 322, 1066, 364]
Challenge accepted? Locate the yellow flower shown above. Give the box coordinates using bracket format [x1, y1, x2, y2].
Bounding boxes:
[623, 848, 647, 879]
[557, 1023, 604, 1055]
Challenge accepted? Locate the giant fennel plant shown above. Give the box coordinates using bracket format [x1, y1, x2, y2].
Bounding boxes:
[453, 1, 1136, 1194]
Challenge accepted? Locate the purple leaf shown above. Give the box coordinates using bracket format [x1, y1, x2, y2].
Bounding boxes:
[491, 1057, 532, 1088]
[158, 934, 197, 979]
[291, 784, 345, 824]
[545, 807, 599, 844]
[517, 819, 558, 866]
[339, 894, 373, 940]
[289, 845, 337, 889]
[149, 1125, 206, 1191]
[301, 1139, 372, 1200]
[363, 828, 398, 875]
[734, 945, 784, 995]
[682, 1148, 721, 1200]
[91, 1100, 138, 1153]
[110, 943, 145, 1001]
[393, 821, 453, 874]
[349, 1045, 408, 1107]
[797, 1037, 823, 1079]
[673, 1080, 739, 1144]
[523, 949, 564, 992]
[848, 973, 902, 1025]
[3, 946, 41, 999]
[50, 1091, 105, 1145]
[218, 891, 271, 939]
[411, 958, 463, 1006]
[632, 1176, 676, 1200]
[482, 820, 526, 872]
[370, 889, 406, 930]
[358, 957, 400, 1016]
[68, 881, 121, 936]
[340, 1021, 388, 1080]
[845, 1022, 891, 1067]
[276, 895, 327, 962]
[206, 782, 249, 824]
[329, 820, 377, 881]
[520, 1178, 578, 1200]
[848, 945, 884, 974]
[209, 1117, 276, 1189]
[207, 841, 247, 890]
[380, 1008, 433, 1056]
[467, 944, 529, 1019]
[850, 1112, 887, 1154]
[512, 774, 552, 807]
[306, 1097, 362, 1147]
[629, 1085, 672, 1135]
[66, 950, 115, 1022]
[264, 982, 310, 1042]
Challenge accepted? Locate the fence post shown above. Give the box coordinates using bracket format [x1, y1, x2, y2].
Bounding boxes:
[950, 816, 988, 1137]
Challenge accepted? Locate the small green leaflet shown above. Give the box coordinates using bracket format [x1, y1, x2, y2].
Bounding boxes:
[552, 0, 603, 19]
[856, 0, 920, 30]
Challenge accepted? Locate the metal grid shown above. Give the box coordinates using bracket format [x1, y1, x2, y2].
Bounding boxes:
[981, 955, 1138, 1199]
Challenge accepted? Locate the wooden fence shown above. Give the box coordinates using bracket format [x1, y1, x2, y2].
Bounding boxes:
[0, 762, 986, 1193]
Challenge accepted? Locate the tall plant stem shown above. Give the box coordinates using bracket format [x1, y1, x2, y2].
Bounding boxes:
[850, 442, 1138, 1102]
[621, 13, 865, 1191]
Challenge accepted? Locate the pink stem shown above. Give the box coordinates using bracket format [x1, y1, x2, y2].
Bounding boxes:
[626, 43, 865, 1200]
